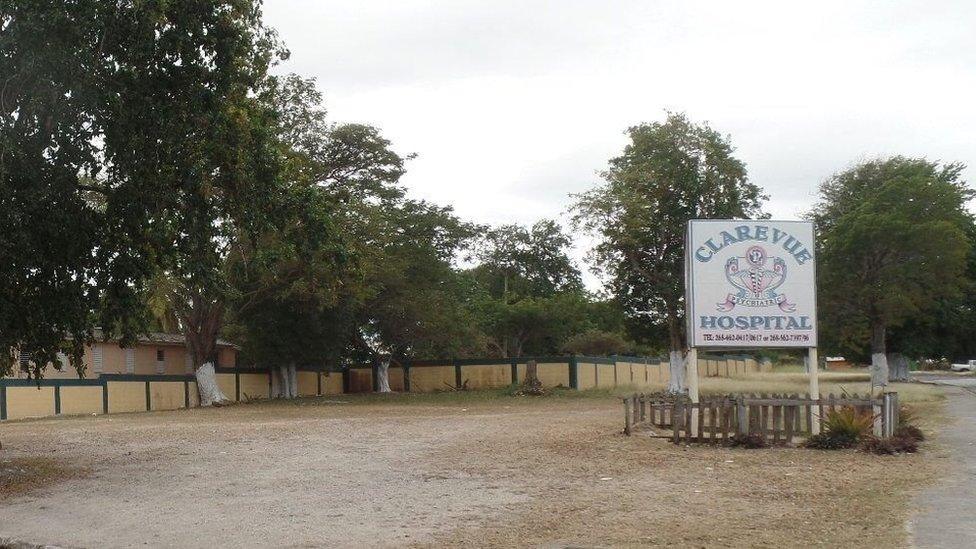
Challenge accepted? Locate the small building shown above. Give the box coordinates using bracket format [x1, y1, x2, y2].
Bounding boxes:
[7, 330, 238, 379]
[824, 356, 851, 370]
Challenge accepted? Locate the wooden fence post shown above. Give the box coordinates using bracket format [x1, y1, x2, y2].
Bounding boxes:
[624, 397, 633, 435]
[736, 396, 747, 435]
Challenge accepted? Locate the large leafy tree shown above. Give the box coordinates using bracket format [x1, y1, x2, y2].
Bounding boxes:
[572, 113, 766, 392]
[1, 1, 294, 407]
[811, 157, 973, 383]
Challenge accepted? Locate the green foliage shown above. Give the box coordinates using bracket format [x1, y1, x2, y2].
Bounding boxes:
[572, 112, 766, 359]
[0, 0, 283, 377]
[811, 157, 974, 360]
[804, 407, 874, 449]
[561, 329, 631, 356]
[471, 220, 583, 300]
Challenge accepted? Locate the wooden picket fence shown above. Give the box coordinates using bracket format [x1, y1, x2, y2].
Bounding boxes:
[623, 392, 899, 445]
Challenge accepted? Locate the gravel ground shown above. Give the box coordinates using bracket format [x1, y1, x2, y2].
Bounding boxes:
[0, 393, 945, 548]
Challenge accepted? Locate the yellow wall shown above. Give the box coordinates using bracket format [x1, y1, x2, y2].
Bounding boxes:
[5, 387, 56, 419]
[60, 386, 103, 416]
[150, 381, 185, 410]
[239, 373, 269, 400]
[409, 366, 456, 392]
[388, 367, 406, 392]
[577, 362, 597, 389]
[596, 363, 616, 388]
[348, 369, 373, 393]
[537, 363, 570, 387]
[321, 372, 343, 395]
[462, 364, 511, 388]
[297, 371, 318, 396]
[216, 373, 237, 400]
[188, 381, 200, 407]
[106, 381, 146, 413]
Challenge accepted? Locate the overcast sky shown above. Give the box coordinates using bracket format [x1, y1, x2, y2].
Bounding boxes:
[264, 0, 975, 287]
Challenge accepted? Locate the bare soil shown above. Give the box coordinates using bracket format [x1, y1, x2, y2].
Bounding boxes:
[0, 392, 944, 548]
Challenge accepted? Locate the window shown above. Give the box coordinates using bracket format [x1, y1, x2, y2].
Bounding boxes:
[156, 348, 165, 374]
[156, 349, 165, 362]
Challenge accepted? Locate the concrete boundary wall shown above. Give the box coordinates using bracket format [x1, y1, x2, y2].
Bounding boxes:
[1, 355, 759, 422]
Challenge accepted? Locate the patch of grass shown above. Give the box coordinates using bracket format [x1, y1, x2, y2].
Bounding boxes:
[246, 384, 657, 409]
[0, 457, 89, 499]
[701, 373, 943, 404]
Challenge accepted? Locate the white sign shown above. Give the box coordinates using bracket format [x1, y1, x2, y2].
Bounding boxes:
[686, 220, 817, 348]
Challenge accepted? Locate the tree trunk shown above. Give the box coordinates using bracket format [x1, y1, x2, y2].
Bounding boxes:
[666, 316, 686, 394]
[270, 365, 284, 398]
[525, 360, 539, 384]
[271, 365, 298, 398]
[887, 352, 910, 382]
[667, 350, 686, 394]
[287, 364, 298, 398]
[376, 358, 391, 393]
[195, 362, 230, 406]
[870, 320, 888, 388]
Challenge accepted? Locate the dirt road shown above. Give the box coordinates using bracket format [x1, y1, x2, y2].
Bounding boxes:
[0, 394, 941, 548]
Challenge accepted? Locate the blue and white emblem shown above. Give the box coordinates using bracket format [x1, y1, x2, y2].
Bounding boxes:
[717, 246, 795, 312]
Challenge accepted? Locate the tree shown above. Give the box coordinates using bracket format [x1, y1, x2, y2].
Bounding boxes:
[358, 200, 483, 390]
[572, 113, 765, 392]
[811, 157, 973, 385]
[471, 220, 583, 300]
[889, 217, 976, 364]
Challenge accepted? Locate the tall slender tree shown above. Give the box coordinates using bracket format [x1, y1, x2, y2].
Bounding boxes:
[573, 113, 765, 392]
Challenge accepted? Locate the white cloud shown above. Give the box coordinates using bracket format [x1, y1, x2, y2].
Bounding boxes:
[264, 0, 976, 289]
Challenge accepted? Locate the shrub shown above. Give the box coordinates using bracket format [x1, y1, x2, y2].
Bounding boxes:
[804, 432, 859, 450]
[893, 424, 925, 442]
[822, 406, 874, 439]
[859, 435, 918, 455]
[804, 407, 874, 450]
[728, 433, 767, 449]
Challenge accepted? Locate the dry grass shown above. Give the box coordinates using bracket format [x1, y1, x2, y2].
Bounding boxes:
[0, 457, 89, 500]
[701, 371, 944, 403]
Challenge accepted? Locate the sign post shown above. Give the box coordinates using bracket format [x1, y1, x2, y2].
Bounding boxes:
[686, 220, 820, 434]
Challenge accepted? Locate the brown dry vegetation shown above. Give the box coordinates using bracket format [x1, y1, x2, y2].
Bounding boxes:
[0, 457, 89, 500]
[0, 375, 947, 548]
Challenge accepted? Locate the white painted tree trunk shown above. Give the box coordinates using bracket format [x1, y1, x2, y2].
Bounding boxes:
[270, 366, 283, 398]
[195, 362, 230, 407]
[667, 350, 685, 394]
[871, 353, 889, 388]
[376, 359, 391, 393]
[271, 365, 298, 398]
[286, 364, 298, 398]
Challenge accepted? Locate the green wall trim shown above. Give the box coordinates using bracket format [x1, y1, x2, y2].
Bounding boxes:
[54, 385, 61, 415]
[184, 380, 190, 408]
[145, 381, 151, 411]
[1, 385, 7, 420]
[0, 378, 104, 387]
[569, 355, 578, 389]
